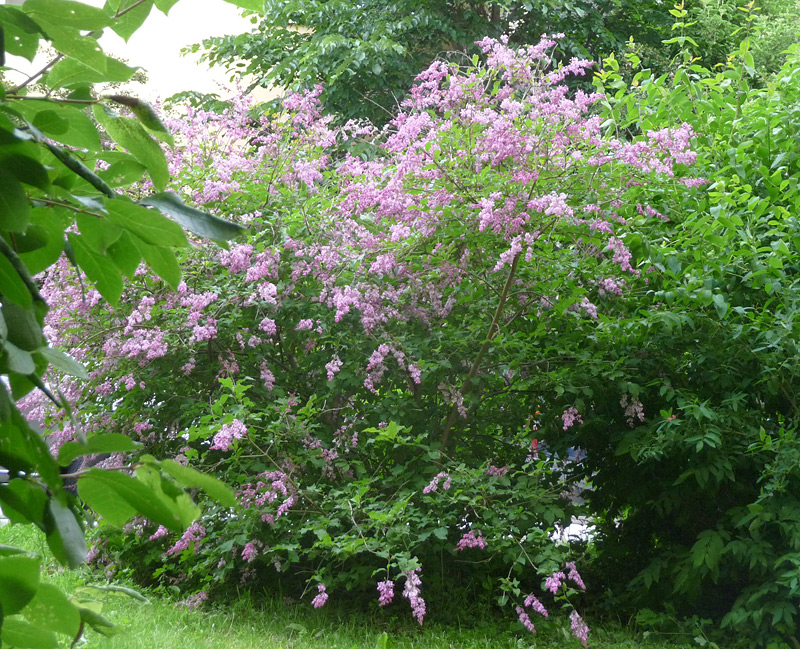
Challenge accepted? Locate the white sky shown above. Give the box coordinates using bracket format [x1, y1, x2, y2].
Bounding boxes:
[6, 0, 271, 102]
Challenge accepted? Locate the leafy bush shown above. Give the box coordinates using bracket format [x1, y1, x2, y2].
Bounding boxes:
[28, 34, 702, 643]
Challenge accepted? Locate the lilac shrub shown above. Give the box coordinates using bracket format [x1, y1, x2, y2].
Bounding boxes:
[31, 34, 700, 637]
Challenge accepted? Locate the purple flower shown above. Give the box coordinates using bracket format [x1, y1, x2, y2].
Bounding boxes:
[516, 606, 536, 633]
[523, 594, 549, 618]
[545, 571, 566, 594]
[377, 580, 394, 606]
[570, 610, 590, 647]
[242, 542, 258, 563]
[210, 419, 249, 451]
[455, 529, 488, 551]
[312, 584, 328, 608]
[566, 561, 586, 590]
[402, 569, 426, 625]
[423, 471, 451, 494]
[562, 407, 583, 431]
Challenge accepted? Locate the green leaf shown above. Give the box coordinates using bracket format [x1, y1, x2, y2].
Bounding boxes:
[106, 200, 187, 247]
[98, 156, 147, 187]
[18, 208, 68, 275]
[39, 347, 88, 380]
[44, 499, 88, 568]
[106, 230, 142, 276]
[160, 459, 237, 507]
[1, 302, 43, 351]
[22, 584, 81, 637]
[139, 192, 247, 242]
[712, 294, 729, 319]
[1, 616, 59, 649]
[0, 153, 50, 190]
[92, 104, 168, 190]
[77, 472, 137, 526]
[153, 0, 181, 12]
[0, 555, 40, 615]
[23, 0, 110, 30]
[130, 234, 181, 288]
[58, 433, 139, 466]
[106, 0, 153, 41]
[76, 212, 123, 254]
[0, 7, 44, 61]
[45, 56, 136, 89]
[105, 95, 174, 145]
[0, 251, 32, 306]
[77, 607, 123, 637]
[78, 468, 185, 531]
[3, 340, 36, 374]
[12, 101, 101, 151]
[222, 0, 264, 10]
[42, 26, 108, 75]
[66, 234, 123, 305]
[0, 166, 31, 232]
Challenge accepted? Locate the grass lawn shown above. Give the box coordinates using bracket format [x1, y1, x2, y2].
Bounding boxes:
[0, 523, 697, 649]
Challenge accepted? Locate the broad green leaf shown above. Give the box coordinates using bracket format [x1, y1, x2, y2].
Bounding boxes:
[45, 56, 136, 89]
[58, 433, 139, 466]
[31, 110, 69, 136]
[106, 230, 142, 276]
[130, 234, 181, 288]
[98, 156, 147, 187]
[12, 101, 101, 151]
[40, 25, 108, 75]
[77, 472, 137, 526]
[1, 616, 59, 649]
[77, 607, 123, 637]
[38, 347, 88, 380]
[0, 554, 40, 615]
[0, 153, 49, 190]
[222, 0, 264, 11]
[0, 251, 32, 306]
[22, 584, 81, 637]
[93, 105, 168, 190]
[0, 478, 47, 524]
[76, 212, 123, 254]
[0, 7, 43, 61]
[106, 0, 153, 41]
[79, 468, 184, 531]
[106, 200, 187, 247]
[22, 0, 110, 30]
[0, 166, 30, 232]
[18, 207, 69, 275]
[140, 192, 247, 241]
[153, 0, 181, 13]
[106, 95, 174, 145]
[79, 584, 149, 602]
[136, 463, 199, 528]
[160, 459, 237, 508]
[3, 340, 36, 375]
[1, 302, 43, 352]
[66, 234, 123, 306]
[44, 499, 87, 568]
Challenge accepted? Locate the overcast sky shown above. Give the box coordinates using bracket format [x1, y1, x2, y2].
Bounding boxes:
[5, 0, 261, 101]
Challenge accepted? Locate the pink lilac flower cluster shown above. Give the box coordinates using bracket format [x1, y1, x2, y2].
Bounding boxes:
[178, 591, 208, 610]
[570, 610, 590, 647]
[237, 471, 294, 525]
[524, 593, 549, 618]
[210, 419, 249, 451]
[566, 561, 587, 590]
[165, 522, 206, 557]
[402, 569, 426, 625]
[516, 606, 537, 633]
[455, 529, 488, 551]
[485, 465, 508, 477]
[620, 394, 645, 427]
[562, 407, 583, 430]
[149, 525, 168, 541]
[422, 471, 451, 494]
[545, 570, 566, 594]
[241, 542, 259, 563]
[377, 580, 394, 606]
[312, 584, 328, 608]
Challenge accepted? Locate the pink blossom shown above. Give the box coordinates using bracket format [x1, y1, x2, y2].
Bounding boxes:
[562, 407, 583, 430]
[566, 561, 586, 590]
[456, 529, 488, 551]
[242, 542, 258, 563]
[570, 610, 590, 647]
[312, 584, 328, 608]
[149, 525, 168, 541]
[377, 580, 394, 606]
[423, 471, 451, 494]
[524, 594, 549, 618]
[545, 571, 566, 594]
[516, 605, 536, 633]
[165, 522, 206, 556]
[210, 419, 249, 451]
[325, 355, 343, 381]
[402, 569, 426, 625]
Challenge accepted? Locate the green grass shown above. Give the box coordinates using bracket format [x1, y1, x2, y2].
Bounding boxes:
[0, 522, 696, 649]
